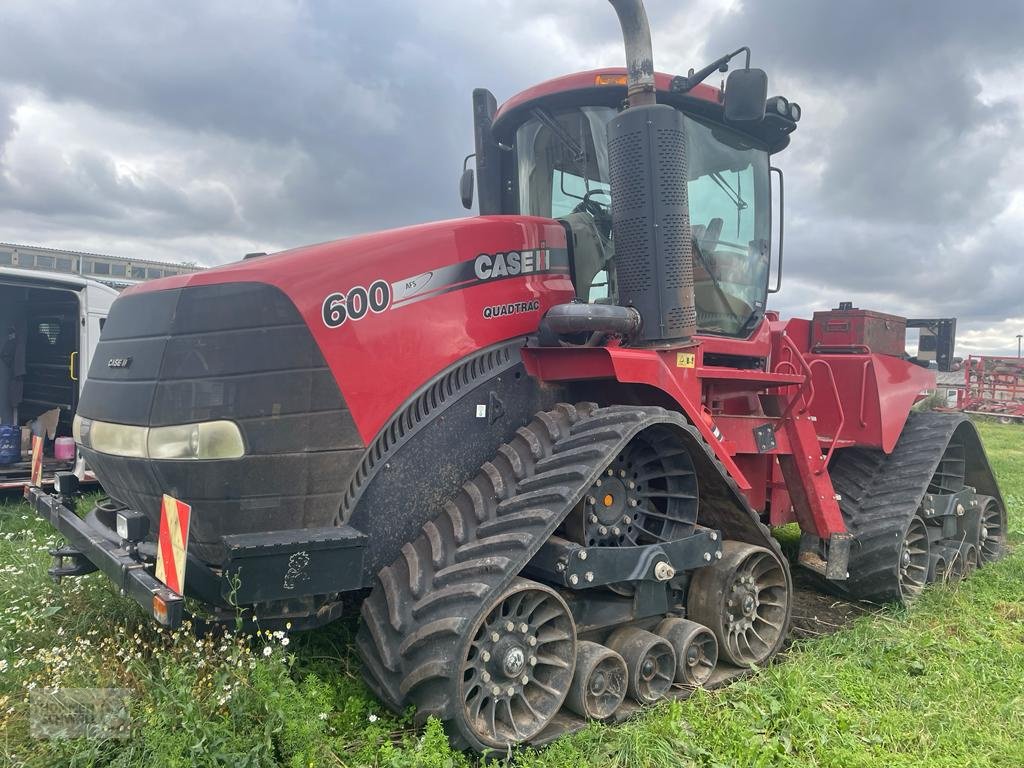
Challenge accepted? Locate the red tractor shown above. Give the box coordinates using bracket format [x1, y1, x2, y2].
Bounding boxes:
[29, 0, 1006, 752]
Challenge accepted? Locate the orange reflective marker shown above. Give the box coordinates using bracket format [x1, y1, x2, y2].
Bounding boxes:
[30, 435, 43, 487]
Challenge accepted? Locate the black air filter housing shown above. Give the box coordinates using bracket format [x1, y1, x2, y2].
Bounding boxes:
[608, 103, 696, 345]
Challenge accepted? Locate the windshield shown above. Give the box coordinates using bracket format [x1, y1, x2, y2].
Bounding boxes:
[516, 107, 771, 336]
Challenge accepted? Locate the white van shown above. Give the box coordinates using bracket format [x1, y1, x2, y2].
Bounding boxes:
[0, 266, 118, 489]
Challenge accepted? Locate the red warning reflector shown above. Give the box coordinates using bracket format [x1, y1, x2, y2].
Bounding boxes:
[155, 494, 192, 595]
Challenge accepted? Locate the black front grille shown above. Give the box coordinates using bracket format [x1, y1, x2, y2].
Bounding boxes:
[78, 282, 364, 564]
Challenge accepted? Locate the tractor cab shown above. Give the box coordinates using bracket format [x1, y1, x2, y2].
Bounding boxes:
[468, 69, 800, 338]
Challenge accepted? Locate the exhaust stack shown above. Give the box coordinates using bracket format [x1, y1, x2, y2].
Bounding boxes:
[606, 0, 696, 345]
[607, 0, 656, 107]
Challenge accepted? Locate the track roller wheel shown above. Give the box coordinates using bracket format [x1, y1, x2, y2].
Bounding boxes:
[928, 552, 948, 583]
[655, 618, 718, 687]
[979, 499, 1007, 565]
[605, 627, 675, 705]
[564, 641, 627, 720]
[962, 544, 979, 578]
[898, 516, 930, 600]
[457, 578, 576, 749]
[939, 545, 967, 582]
[688, 541, 791, 667]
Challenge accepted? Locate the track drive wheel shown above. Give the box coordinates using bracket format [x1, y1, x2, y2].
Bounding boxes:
[655, 618, 718, 687]
[457, 578, 576, 749]
[687, 541, 791, 667]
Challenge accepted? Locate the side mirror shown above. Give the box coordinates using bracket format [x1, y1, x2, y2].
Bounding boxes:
[460, 167, 475, 210]
[724, 68, 768, 122]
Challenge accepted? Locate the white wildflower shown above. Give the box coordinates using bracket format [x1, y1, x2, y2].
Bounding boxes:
[262, 646, 272, 657]
[368, 713, 379, 723]
[318, 712, 329, 721]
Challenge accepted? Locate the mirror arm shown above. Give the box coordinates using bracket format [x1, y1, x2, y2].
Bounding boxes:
[768, 165, 784, 293]
[672, 46, 751, 93]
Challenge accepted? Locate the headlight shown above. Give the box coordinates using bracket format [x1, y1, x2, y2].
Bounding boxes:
[149, 421, 244, 460]
[72, 414, 90, 445]
[78, 418, 244, 460]
[89, 420, 147, 458]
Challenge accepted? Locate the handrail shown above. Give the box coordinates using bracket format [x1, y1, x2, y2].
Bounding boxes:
[858, 359, 873, 427]
[773, 332, 816, 420]
[809, 359, 845, 473]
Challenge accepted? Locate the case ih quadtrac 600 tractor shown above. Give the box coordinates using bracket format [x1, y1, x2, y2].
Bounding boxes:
[30, 0, 1006, 752]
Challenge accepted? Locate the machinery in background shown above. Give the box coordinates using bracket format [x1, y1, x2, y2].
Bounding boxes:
[960, 356, 1024, 423]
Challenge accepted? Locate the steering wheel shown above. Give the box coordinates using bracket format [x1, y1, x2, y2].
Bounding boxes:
[573, 188, 611, 218]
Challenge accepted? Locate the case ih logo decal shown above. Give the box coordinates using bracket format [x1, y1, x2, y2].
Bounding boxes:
[473, 250, 550, 280]
[322, 280, 392, 328]
[321, 248, 569, 328]
[107, 356, 132, 369]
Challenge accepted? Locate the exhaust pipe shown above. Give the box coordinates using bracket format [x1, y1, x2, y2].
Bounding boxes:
[544, 303, 642, 337]
[605, 0, 696, 346]
[607, 0, 656, 107]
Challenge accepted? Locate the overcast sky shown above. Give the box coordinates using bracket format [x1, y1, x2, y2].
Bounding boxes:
[0, 1, 1021, 355]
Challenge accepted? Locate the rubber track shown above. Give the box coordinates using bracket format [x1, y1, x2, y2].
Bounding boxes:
[355, 403, 702, 748]
[829, 412, 973, 602]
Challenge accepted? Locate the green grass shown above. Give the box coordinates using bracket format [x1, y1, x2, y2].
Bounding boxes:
[1, 422, 1022, 767]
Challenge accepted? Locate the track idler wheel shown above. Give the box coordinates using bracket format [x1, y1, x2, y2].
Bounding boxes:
[979, 499, 1007, 565]
[564, 641, 627, 720]
[457, 578, 576, 749]
[655, 618, 718, 687]
[928, 551, 948, 583]
[688, 541, 791, 667]
[605, 627, 675, 705]
[898, 516, 930, 600]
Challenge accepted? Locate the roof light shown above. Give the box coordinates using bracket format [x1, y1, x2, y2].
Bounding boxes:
[789, 102, 802, 122]
[595, 73, 629, 86]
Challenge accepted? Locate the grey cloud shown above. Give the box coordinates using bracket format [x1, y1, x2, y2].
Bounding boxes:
[0, 0, 1020, 349]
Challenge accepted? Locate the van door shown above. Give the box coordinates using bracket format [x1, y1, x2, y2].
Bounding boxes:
[22, 287, 81, 438]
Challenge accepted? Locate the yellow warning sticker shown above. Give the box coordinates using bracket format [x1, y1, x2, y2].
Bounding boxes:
[676, 352, 696, 368]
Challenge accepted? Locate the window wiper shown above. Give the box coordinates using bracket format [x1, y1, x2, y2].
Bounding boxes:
[709, 171, 747, 236]
[531, 108, 587, 166]
[709, 172, 747, 210]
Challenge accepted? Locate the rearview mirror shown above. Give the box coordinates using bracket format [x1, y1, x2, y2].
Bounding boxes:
[724, 68, 768, 122]
[460, 167, 475, 210]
